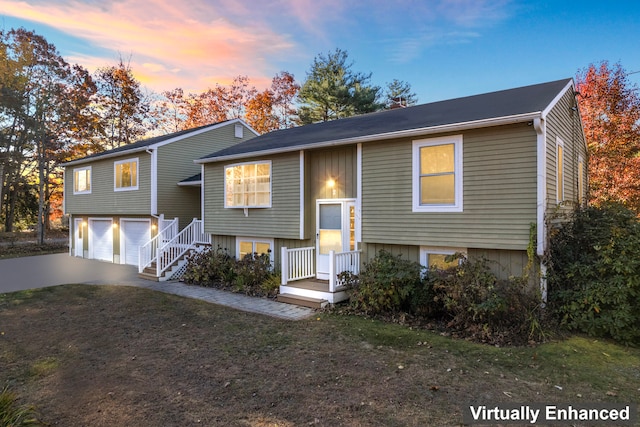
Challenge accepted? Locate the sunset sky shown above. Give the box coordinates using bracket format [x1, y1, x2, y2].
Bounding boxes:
[2, 0, 639, 103]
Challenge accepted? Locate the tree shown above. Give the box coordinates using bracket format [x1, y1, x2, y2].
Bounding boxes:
[94, 58, 150, 149]
[244, 72, 300, 133]
[576, 62, 640, 212]
[297, 49, 383, 124]
[384, 79, 418, 109]
[0, 28, 98, 240]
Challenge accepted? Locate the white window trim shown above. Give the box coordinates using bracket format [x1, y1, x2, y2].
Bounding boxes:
[235, 236, 274, 262]
[224, 160, 272, 209]
[412, 135, 463, 213]
[556, 137, 564, 203]
[419, 246, 467, 270]
[114, 157, 139, 192]
[73, 166, 92, 194]
[577, 155, 584, 206]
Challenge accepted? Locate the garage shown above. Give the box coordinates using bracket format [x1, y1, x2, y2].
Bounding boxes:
[88, 218, 113, 262]
[120, 219, 151, 265]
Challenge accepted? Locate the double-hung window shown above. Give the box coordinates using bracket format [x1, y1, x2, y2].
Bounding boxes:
[412, 135, 463, 212]
[73, 166, 91, 194]
[114, 158, 138, 191]
[225, 161, 271, 208]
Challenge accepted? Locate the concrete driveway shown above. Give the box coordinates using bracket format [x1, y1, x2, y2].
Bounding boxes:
[0, 253, 143, 293]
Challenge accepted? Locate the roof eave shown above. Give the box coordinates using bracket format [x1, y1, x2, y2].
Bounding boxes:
[195, 111, 542, 164]
[62, 146, 152, 167]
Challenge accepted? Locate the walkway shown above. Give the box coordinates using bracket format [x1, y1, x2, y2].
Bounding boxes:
[0, 253, 316, 321]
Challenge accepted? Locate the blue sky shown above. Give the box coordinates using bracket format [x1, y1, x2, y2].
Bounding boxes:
[1, 0, 639, 103]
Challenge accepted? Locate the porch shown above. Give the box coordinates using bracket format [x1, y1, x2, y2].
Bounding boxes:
[279, 246, 360, 304]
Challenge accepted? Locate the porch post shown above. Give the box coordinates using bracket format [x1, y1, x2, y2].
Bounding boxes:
[281, 247, 288, 286]
[329, 250, 336, 292]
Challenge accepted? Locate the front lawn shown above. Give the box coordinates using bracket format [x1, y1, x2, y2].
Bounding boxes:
[1, 285, 638, 426]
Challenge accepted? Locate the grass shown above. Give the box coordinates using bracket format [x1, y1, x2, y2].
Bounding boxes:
[1, 284, 638, 426]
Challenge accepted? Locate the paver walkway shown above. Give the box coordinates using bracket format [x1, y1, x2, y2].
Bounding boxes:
[0, 253, 315, 320]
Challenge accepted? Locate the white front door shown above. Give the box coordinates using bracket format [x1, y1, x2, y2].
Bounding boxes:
[74, 218, 83, 257]
[316, 200, 357, 280]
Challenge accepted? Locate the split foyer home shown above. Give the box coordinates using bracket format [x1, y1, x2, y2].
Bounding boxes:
[63, 78, 587, 306]
[62, 119, 258, 274]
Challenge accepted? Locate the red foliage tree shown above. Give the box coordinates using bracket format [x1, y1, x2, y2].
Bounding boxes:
[576, 62, 640, 212]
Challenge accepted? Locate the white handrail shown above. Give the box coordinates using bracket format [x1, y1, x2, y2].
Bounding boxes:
[138, 217, 178, 273]
[156, 218, 210, 277]
[281, 246, 315, 285]
[330, 250, 361, 292]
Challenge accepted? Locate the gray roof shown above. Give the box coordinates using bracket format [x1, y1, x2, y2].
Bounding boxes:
[62, 120, 241, 166]
[198, 78, 573, 163]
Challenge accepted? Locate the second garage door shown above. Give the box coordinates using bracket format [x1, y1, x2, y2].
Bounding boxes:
[121, 219, 151, 265]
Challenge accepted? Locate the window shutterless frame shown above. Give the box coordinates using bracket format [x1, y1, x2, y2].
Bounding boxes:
[114, 158, 139, 191]
[412, 135, 463, 212]
[73, 166, 92, 194]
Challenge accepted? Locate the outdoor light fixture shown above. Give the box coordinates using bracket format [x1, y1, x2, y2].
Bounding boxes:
[327, 178, 336, 188]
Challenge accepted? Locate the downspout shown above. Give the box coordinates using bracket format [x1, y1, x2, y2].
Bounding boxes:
[533, 117, 547, 302]
[146, 148, 157, 215]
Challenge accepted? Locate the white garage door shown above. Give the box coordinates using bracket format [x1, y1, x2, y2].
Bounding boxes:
[121, 220, 151, 265]
[89, 219, 113, 262]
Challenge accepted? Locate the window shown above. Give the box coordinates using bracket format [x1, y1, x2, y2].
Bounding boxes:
[556, 138, 564, 203]
[225, 161, 271, 208]
[420, 247, 465, 270]
[578, 156, 584, 206]
[114, 158, 138, 191]
[412, 135, 463, 212]
[73, 166, 91, 194]
[236, 237, 273, 262]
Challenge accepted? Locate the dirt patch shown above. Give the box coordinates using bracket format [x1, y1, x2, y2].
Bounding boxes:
[1, 285, 638, 426]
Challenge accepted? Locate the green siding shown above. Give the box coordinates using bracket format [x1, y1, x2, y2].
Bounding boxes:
[156, 122, 256, 228]
[64, 153, 152, 215]
[362, 124, 538, 251]
[545, 86, 588, 216]
[309, 146, 357, 200]
[204, 152, 301, 239]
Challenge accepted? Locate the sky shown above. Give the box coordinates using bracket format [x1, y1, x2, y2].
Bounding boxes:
[1, 0, 639, 104]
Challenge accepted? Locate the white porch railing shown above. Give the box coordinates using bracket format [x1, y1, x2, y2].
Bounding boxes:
[138, 217, 179, 273]
[280, 246, 360, 292]
[156, 218, 210, 278]
[280, 246, 315, 285]
[329, 250, 361, 292]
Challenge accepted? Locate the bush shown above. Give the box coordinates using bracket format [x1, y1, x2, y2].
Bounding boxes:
[430, 256, 544, 345]
[349, 250, 425, 315]
[547, 203, 640, 345]
[182, 247, 276, 297]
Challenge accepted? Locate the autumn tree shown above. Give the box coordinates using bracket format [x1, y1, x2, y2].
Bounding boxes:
[0, 28, 98, 240]
[94, 58, 150, 149]
[576, 61, 640, 212]
[384, 79, 418, 109]
[245, 71, 300, 133]
[297, 49, 383, 124]
[149, 88, 189, 134]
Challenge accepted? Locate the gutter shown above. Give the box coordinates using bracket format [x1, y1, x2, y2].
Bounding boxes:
[62, 146, 152, 167]
[195, 111, 542, 164]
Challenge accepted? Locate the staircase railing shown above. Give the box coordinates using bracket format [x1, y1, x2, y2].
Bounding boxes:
[156, 218, 210, 278]
[138, 217, 178, 273]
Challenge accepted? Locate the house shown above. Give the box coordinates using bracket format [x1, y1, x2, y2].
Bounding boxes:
[62, 119, 258, 277]
[195, 79, 587, 304]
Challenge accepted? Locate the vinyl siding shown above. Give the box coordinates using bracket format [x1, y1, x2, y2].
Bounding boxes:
[156, 122, 256, 228]
[64, 153, 152, 215]
[361, 124, 538, 250]
[203, 152, 301, 239]
[545, 86, 587, 216]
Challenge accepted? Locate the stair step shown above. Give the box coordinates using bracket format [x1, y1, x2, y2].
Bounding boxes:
[138, 271, 160, 282]
[277, 293, 328, 309]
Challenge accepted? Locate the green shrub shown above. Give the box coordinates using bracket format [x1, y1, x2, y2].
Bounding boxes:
[430, 256, 544, 345]
[349, 250, 425, 315]
[547, 203, 640, 345]
[0, 386, 42, 426]
[183, 247, 276, 297]
[182, 246, 235, 287]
